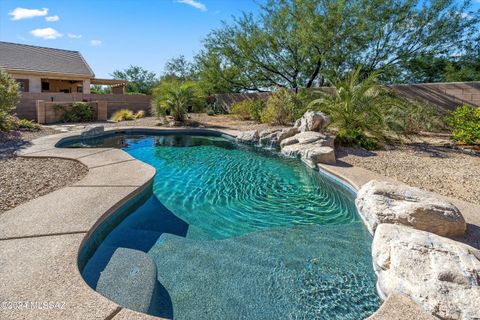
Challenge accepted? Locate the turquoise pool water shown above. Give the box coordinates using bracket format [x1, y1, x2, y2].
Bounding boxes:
[74, 133, 380, 319]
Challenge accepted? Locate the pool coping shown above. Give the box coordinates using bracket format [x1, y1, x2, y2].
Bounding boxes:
[2, 126, 477, 319]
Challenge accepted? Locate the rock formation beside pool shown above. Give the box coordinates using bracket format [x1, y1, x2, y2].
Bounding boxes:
[355, 180, 466, 237]
[281, 132, 335, 166]
[236, 110, 336, 165]
[236, 130, 260, 144]
[81, 124, 104, 139]
[372, 223, 480, 320]
[295, 110, 330, 132]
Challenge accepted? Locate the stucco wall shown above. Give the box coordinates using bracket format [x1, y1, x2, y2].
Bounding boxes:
[10, 73, 42, 93]
[15, 92, 151, 120]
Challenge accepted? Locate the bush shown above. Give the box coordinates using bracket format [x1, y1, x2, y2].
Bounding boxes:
[111, 109, 135, 122]
[16, 118, 40, 131]
[55, 102, 95, 122]
[231, 99, 265, 122]
[152, 79, 203, 121]
[335, 128, 379, 150]
[207, 109, 215, 116]
[260, 88, 302, 125]
[0, 69, 20, 131]
[134, 110, 145, 119]
[385, 96, 446, 134]
[446, 105, 480, 145]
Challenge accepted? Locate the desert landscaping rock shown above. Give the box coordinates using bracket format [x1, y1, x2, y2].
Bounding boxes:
[258, 127, 300, 147]
[236, 130, 259, 144]
[372, 224, 480, 320]
[282, 143, 336, 166]
[81, 124, 105, 138]
[0, 157, 88, 213]
[356, 180, 466, 237]
[294, 110, 330, 132]
[280, 131, 329, 147]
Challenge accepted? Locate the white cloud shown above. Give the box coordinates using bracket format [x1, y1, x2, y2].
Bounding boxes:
[68, 33, 82, 39]
[45, 15, 59, 22]
[9, 7, 48, 20]
[177, 0, 207, 11]
[90, 40, 102, 46]
[30, 27, 62, 40]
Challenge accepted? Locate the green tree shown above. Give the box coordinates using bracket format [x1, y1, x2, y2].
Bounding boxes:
[0, 69, 20, 131]
[152, 79, 204, 121]
[162, 55, 197, 81]
[198, 0, 479, 91]
[194, 51, 242, 94]
[111, 65, 158, 95]
[308, 67, 388, 137]
[90, 84, 112, 94]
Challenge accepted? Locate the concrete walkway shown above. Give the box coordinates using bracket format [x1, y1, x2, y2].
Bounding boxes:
[1, 127, 478, 319]
[0, 130, 159, 320]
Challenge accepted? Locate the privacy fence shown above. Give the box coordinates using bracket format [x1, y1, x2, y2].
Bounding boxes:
[214, 82, 480, 113]
[15, 93, 151, 121]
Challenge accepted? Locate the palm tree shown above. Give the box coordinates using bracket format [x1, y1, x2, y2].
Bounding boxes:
[153, 80, 200, 122]
[308, 67, 397, 138]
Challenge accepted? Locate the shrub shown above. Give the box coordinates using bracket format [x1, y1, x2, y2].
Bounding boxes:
[231, 99, 265, 122]
[446, 105, 480, 145]
[111, 109, 135, 122]
[384, 96, 446, 134]
[206, 109, 215, 116]
[152, 79, 203, 121]
[260, 88, 302, 125]
[0, 69, 20, 132]
[134, 110, 145, 119]
[16, 118, 40, 131]
[335, 128, 379, 150]
[55, 102, 95, 122]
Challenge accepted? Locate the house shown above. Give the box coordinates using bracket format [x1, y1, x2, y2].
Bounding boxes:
[0, 41, 126, 94]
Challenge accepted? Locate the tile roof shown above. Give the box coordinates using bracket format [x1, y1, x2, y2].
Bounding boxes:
[0, 42, 94, 77]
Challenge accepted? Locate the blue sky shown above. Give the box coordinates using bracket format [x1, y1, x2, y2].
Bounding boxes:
[1, 0, 479, 78]
[0, 0, 263, 78]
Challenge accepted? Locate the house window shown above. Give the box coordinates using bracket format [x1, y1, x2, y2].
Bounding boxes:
[77, 86, 83, 93]
[41, 81, 50, 91]
[16, 79, 29, 92]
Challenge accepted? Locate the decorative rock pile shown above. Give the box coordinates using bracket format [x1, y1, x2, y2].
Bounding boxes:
[236, 110, 336, 166]
[356, 180, 479, 320]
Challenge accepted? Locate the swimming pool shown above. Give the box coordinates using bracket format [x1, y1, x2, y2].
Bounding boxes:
[67, 132, 380, 319]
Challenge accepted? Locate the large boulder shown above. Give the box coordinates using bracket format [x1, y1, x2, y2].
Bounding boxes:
[373, 224, 480, 320]
[81, 124, 104, 139]
[236, 130, 259, 144]
[355, 180, 466, 237]
[282, 143, 335, 167]
[280, 131, 333, 148]
[277, 127, 299, 143]
[257, 127, 301, 147]
[294, 110, 330, 132]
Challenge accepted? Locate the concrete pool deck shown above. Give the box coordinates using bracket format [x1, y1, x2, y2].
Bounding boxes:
[0, 127, 478, 319]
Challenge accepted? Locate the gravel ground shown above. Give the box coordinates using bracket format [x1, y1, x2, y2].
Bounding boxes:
[102, 114, 285, 133]
[0, 128, 88, 213]
[338, 141, 480, 205]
